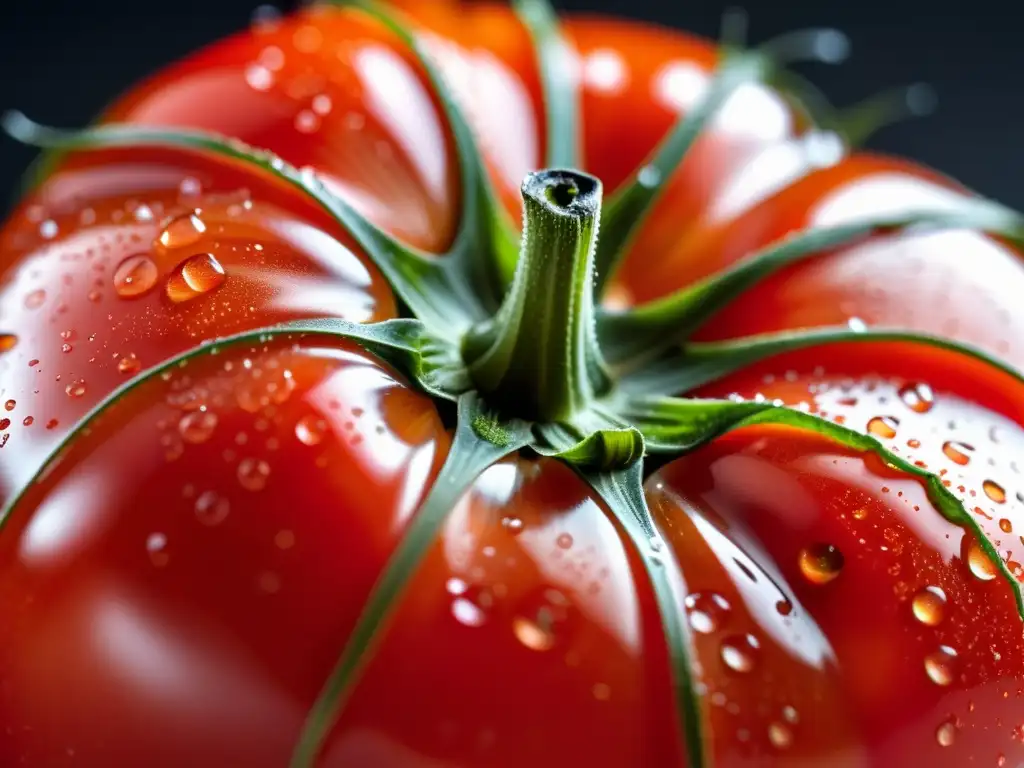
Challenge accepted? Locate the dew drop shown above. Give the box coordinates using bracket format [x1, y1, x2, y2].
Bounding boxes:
[866, 415, 899, 439]
[935, 718, 957, 747]
[4, 400, 14, 411]
[65, 379, 86, 398]
[501, 516, 524, 534]
[178, 410, 218, 444]
[798, 543, 845, 585]
[157, 212, 206, 251]
[636, 165, 661, 188]
[294, 109, 321, 133]
[911, 585, 947, 626]
[295, 414, 328, 446]
[899, 382, 935, 413]
[39, 219, 58, 239]
[0, 334, 16, 353]
[114, 254, 159, 298]
[943, 441, 974, 465]
[556, 533, 574, 550]
[237, 457, 271, 491]
[984, 479, 1007, 503]
[146, 532, 169, 567]
[22, 416, 33, 426]
[0, 418, 9, 430]
[118, 353, 141, 374]
[720, 633, 760, 673]
[24, 289, 46, 309]
[451, 585, 492, 628]
[768, 722, 793, 750]
[924, 646, 958, 686]
[166, 253, 226, 303]
[512, 588, 572, 652]
[194, 490, 231, 526]
[684, 592, 732, 634]
[962, 532, 998, 581]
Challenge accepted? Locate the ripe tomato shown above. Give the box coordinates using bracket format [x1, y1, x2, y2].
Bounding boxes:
[1, 2, 1023, 767]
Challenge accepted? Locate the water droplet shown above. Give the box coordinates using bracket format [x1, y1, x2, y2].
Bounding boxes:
[118, 353, 141, 374]
[65, 379, 86, 398]
[935, 718, 957, 747]
[22, 416, 33, 426]
[501, 516, 524, 534]
[556, 533, 574, 550]
[636, 165, 661, 188]
[147, 533, 169, 567]
[984, 479, 1007, 503]
[924, 646, 958, 686]
[178, 410, 217, 444]
[962, 532, 998, 581]
[767, 722, 792, 749]
[798, 543, 845, 584]
[0, 334, 16, 353]
[867, 415, 899, 439]
[237, 457, 271, 491]
[245, 63, 274, 91]
[512, 588, 571, 652]
[114, 254, 159, 298]
[684, 592, 732, 634]
[39, 219, 58, 239]
[295, 414, 328, 446]
[194, 490, 230, 526]
[775, 598, 793, 616]
[911, 585, 947, 626]
[899, 382, 935, 413]
[720, 633, 760, 673]
[0, 418, 9, 430]
[4, 400, 14, 411]
[782, 705, 800, 724]
[294, 109, 321, 133]
[592, 682, 611, 701]
[847, 316, 868, 332]
[943, 441, 974, 465]
[24, 289, 46, 309]
[157, 212, 206, 251]
[166, 253, 226, 303]
[451, 585, 492, 627]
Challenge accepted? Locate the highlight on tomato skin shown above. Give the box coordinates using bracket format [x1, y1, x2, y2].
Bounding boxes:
[2, 1, 1024, 767]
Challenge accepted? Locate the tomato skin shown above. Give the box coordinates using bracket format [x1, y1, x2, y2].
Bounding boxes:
[2, 2, 1024, 767]
[0, 149, 394, 502]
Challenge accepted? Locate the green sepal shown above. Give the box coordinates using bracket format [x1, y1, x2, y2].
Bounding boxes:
[599, 200, 1024, 368]
[512, 0, 581, 169]
[1, 112, 485, 335]
[579, 462, 708, 768]
[289, 392, 532, 767]
[593, 52, 770, 293]
[621, 395, 1024, 620]
[0, 317, 458, 529]
[334, 0, 521, 291]
[532, 403, 645, 471]
[621, 325, 1024, 396]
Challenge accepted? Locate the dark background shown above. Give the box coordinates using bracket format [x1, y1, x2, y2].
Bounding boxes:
[1, 0, 1020, 208]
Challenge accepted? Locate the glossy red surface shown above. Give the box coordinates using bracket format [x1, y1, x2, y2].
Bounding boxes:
[1, 2, 1023, 766]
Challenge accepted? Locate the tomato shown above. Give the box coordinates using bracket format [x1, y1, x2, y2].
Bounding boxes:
[1, 2, 1023, 767]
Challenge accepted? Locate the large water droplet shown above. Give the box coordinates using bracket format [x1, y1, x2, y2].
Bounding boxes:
[4, 400, 15, 412]
[118, 353, 141, 375]
[943, 441, 974, 465]
[295, 414, 328, 446]
[866, 416, 899, 439]
[238, 457, 271, 491]
[157, 212, 206, 251]
[178, 410, 218, 444]
[114, 254, 159, 298]
[684, 592, 732, 634]
[984, 479, 1006, 503]
[911, 585, 947, 626]
[767, 722, 793, 750]
[556, 533, 574, 550]
[1000, 518, 1013, 534]
[898, 382, 935, 413]
[962, 533, 998, 581]
[720, 633, 760, 673]
[798, 543, 844, 584]
[65, 379, 87, 398]
[935, 718, 957, 747]
[195, 491, 231, 526]
[166, 253, 226, 303]
[924, 646, 958, 686]
[512, 588, 571, 652]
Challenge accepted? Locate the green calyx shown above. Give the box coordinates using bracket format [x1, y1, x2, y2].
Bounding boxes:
[5, 1, 1024, 767]
[463, 169, 610, 422]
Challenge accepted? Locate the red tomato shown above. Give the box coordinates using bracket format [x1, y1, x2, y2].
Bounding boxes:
[1, 3, 1023, 767]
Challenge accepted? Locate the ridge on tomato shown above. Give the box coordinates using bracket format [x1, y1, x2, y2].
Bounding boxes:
[2, 1, 1024, 767]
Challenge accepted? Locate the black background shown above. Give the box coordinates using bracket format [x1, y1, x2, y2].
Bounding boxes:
[1, 0, 1020, 209]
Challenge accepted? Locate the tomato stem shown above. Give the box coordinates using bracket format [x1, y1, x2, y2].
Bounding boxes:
[462, 169, 611, 422]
